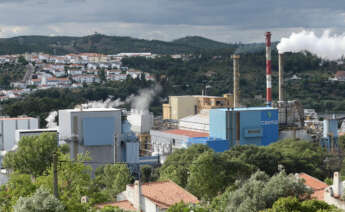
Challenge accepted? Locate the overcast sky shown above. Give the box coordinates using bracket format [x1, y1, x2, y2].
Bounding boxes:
[0, 0, 344, 43]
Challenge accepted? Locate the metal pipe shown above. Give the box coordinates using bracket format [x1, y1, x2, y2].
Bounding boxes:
[232, 54, 240, 108]
[265, 32, 272, 106]
[279, 53, 284, 101]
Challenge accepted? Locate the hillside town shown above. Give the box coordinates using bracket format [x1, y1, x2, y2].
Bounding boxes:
[0, 52, 157, 101]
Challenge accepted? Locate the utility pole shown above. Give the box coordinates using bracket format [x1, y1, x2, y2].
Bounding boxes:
[53, 132, 59, 199]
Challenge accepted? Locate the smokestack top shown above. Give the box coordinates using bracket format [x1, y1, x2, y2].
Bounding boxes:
[265, 32, 272, 47]
[231, 54, 240, 59]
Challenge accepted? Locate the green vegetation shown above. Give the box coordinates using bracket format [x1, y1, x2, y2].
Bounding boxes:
[0, 34, 235, 55]
[262, 196, 341, 212]
[210, 170, 311, 212]
[2, 133, 58, 177]
[0, 62, 26, 89]
[0, 134, 340, 211]
[13, 187, 65, 212]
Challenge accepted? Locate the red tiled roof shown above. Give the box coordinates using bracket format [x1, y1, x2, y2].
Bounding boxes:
[163, 129, 209, 138]
[297, 173, 328, 201]
[96, 181, 199, 211]
[335, 71, 345, 78]
[131, 180, 199, 209]
[96, 200, 136, 211]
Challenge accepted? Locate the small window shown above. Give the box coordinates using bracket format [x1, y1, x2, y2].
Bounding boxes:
[172, 139, 176, 146]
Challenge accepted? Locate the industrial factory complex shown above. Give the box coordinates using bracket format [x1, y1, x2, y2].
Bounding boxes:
[0, 31, 342, 178]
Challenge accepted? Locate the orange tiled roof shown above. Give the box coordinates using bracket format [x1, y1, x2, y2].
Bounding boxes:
[131, 180, 199, 209]
[297, 173, 328, 200]
[96, 200, 136, 211]
[96, 181, 199, 211]
[163, 129, 209, 138]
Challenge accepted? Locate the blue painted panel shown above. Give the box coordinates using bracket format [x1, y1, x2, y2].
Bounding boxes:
[83, 117, 115, 146]
[187, 137, 229, 152]
[239, 111, 262, 146]
[329, 119, 338, 138]
[261, 110, 279, 146]
[209, 109, 227, 139]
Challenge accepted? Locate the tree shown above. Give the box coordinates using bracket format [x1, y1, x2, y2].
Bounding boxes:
[262, 196, 341, 212]
[222, 145, 282, 176]
[91, 164, 132, 202]
[36, 153, 92, 211]
[187, 151, 253, 200]
[167, 202, 208, 212]
[160, 144, 212, 187]
[2, 132, 57, 177]
[17, 56, 28, 65]
[0, 172, 37, 211]
[268, 139, 327, 179]
[140, 165, 159, 183]
[13, 187, 65, 212]
[212, 170, 311, 212]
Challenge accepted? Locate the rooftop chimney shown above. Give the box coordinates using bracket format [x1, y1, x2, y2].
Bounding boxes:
[232, 54, 240, 108]
[265, 32, 272, 106]
[133, 180, 141, 212]
[333, 172, 342, 198]
[279, 53, 284, 102]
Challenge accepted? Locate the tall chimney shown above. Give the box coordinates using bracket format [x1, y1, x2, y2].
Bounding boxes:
[133, 180, 141, 212]
[333, 172, 342, 197]
[232, 54, 240, 108]
[279, 53, 284, 101]
[265, 32, 272, 106]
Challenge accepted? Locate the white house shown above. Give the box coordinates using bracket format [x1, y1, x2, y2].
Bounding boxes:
[96, 180, 199, 212]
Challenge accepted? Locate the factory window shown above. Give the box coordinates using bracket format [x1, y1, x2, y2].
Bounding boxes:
[248, 129, 261, 134]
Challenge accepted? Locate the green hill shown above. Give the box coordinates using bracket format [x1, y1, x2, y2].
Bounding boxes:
[172, 36, 231, 49]
[0, 34, 236, 55]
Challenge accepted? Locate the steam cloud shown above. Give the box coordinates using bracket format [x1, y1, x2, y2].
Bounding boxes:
[82, 98, 124, 109]
[127, 84, 162, 113]
[277, 30, 345, 60]
[45, 111, 58, 129]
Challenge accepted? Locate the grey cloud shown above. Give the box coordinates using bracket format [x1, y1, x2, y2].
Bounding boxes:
[0, 0, 344, 42]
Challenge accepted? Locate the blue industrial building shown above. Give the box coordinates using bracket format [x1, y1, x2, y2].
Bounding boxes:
[187, 137, 230, 152]
[209, 107, 279, 146]
[321, 119, 338, 151]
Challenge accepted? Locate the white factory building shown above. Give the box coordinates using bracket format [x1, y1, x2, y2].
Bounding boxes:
[0, 117, 39, 151]
[58, 108, 139, 170]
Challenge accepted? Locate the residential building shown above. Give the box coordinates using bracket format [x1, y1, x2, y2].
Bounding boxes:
[295, 172, 328, 201]
[324, 172, 345, 210]
[96, 180, 199, 212]
[335, 71, 345, 81]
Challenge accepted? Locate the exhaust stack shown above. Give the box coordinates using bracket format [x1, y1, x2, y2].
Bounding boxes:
[278, 53, 284, 101]
[265, 32, 272, 106]
[232, 54, 240, 108]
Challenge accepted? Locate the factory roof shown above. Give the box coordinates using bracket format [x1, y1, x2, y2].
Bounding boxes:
[62, 108, 121, 112]
[163, 129, 209, 137]
[213, 107, 277, 111]
[16, 128, 58, 133]
[0, 117, 36, 120]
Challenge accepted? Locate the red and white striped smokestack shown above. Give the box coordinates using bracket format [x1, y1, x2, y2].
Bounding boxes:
[265, 32, 272, 106]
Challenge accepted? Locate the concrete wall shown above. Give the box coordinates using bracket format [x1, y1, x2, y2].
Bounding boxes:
[170, 96, 197, 120]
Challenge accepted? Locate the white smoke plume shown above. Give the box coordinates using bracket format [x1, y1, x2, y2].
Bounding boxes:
[45, 111, 58, 129]
[277, 30, 345, 60]
[81, 98, 124, 109]
[127, 84, 162, 113]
